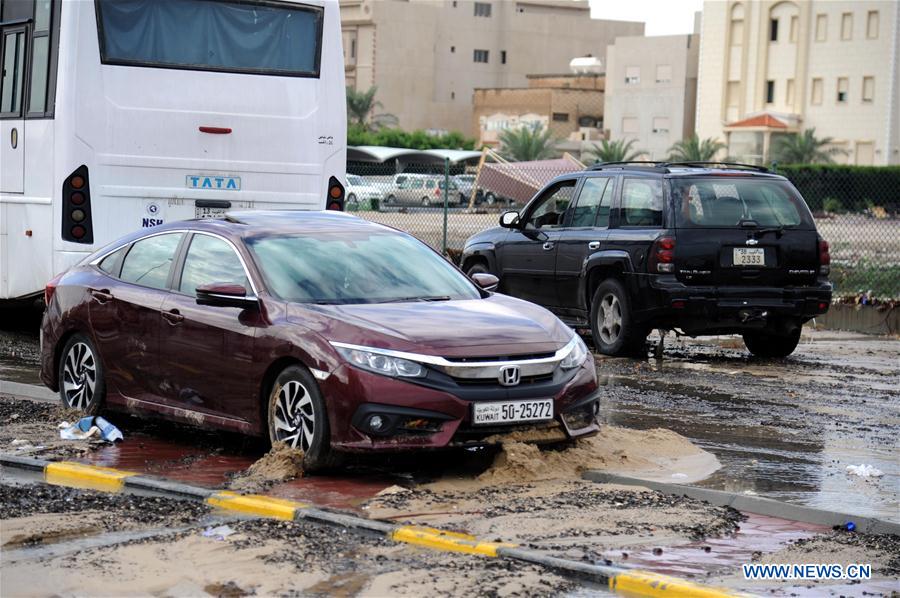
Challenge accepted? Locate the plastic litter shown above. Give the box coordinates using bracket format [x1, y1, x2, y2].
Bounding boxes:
[202, 525, 236, 540]
[59, 416, 123, 443]
[845, 464, 883, 478]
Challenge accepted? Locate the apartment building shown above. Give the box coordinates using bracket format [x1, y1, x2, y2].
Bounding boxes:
[340, 0, 643, 135]
[603, 26, 700, 160]
[696, 0, 900, 165]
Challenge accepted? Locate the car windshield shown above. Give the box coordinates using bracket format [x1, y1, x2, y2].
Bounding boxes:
[669, 177, 814, 229]
[247, 231, 481, 304]
[347, 175, 364, 185]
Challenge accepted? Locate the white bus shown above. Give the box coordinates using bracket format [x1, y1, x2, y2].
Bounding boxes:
[0, 0, 346, 301]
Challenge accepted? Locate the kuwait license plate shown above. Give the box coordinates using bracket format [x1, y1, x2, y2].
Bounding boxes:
[194, 206, 228, 219]
[733, 247, 765, 266]
[472, 399, 554, 426]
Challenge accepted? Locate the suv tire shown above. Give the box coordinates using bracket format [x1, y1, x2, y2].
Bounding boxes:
[466, 261, 489, 277]
[742, 327, 801, 358]
[590, 279, 647, 357]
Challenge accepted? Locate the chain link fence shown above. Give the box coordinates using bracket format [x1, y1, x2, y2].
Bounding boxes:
[346, 160, 900, 299]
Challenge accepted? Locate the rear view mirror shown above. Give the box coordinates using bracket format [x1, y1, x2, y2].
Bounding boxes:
[499, 211, 520, 228]
[471, 272, 499, 292]
[196, 282, 258, 309]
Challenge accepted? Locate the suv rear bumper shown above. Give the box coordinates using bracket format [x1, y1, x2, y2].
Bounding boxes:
[640, 277, 832, 334]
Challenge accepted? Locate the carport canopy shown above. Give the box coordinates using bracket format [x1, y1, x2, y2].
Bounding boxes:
[348, 146, 482, 166]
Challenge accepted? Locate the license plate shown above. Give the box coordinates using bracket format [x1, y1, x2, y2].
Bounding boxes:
[472, 399, 554, 426]
[195, 206, 228, 219]
[733, 247, 765, 266]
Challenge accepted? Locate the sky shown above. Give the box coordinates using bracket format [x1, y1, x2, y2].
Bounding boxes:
[589, 0, 705, 37]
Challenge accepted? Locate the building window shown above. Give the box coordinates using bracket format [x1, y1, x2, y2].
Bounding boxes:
[501, 50, 506, 64]
[769, 18, 779, 42]
[451, 91, 456, 100]
[730, 18, 744, 44]
[811, 78, 823, 105]
[622, 117, 639, 134]
[474, 2, 491, 17]
[552, 112, 569, 122]
[841, 13, 852, 40]
[786, 79, 795, 105]
[652, 117, 670, 134]
[765, 80, 775, 104]
[789, 16, 798, 42]
[867, 11, 879, 39]
[625, 66, 640, 85]
[862, 76, 874, 102]
[837, 77, 848, 102]
[473, 49, 489, 63]
[451, 46, 455, 53]
[655, 64, 672, 84]
[815, 14, 827, 41]
[350, 39, 356, 59]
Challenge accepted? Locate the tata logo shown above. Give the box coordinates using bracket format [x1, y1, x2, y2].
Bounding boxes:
[186, 175, 241, 191]
[498, 365, 521, 387]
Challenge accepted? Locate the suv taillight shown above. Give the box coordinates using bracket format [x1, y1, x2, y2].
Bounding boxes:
[62, 166, 93, 243]
[326, 176, 345, 211]
[819, 237, 830, 275]
[650, 236, 676, 273]
[45, 272, 65, 306]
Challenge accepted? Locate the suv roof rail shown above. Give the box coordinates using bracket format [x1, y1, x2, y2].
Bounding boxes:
[588, 161, 671, 172]
[661, 161, 769, 173]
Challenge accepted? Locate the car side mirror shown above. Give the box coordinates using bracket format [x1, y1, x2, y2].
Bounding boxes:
[196, 282, 258, 309]
[499, 211, 520, 228]
[471, 272, 499, 292]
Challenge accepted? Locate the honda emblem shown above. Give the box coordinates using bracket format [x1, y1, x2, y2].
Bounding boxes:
[498, 365, 521, 386]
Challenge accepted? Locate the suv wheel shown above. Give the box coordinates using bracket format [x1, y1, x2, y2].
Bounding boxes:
[743, 327, 801, 358]
[589, 279, 647, 357]
[466, 261, 489, 277]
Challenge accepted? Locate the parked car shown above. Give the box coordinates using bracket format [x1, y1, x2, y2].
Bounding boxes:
[345, 174, 383, 205]
[386, 175, 459, 207]
[453, 174, 483, 204]
[40, 211, 599, 470]
[460, 162, 832, 358]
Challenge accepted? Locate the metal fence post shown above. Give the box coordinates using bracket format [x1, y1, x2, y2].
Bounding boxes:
[442, 157, 450, 255]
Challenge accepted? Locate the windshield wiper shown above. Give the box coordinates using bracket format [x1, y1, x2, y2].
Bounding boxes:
[374, 295, 452, 303]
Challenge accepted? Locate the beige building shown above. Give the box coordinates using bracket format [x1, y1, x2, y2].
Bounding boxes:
[603, 28, 700, 160]
[340, 0, 643, 135]
[696, 0, 900, 165]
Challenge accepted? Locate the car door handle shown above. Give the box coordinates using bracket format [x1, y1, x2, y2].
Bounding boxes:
[588, 241, 600, 250]
[542, 241, 554, 251]
[162, 309, 184, 325]
[89, 288, 113, 303]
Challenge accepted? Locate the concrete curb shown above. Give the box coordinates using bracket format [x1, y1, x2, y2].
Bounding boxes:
[0, 381, 56, 402]
[582, 471, 900, 535]
[0, 454, 744, 598]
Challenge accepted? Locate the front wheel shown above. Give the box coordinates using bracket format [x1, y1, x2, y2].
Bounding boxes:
[347, 193, 357, 204]
[743, 327, 801, 358]
[267, 365, 338, 472]
[58, 334, 105, 414]
[485, 193, 496, 205]
[421, 197, 431, 206]
[589, 279, 647, 357]
[466, 261, 489, 277]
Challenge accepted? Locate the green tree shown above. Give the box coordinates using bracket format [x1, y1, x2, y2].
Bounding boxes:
[585, 138, 645, 162]
[346, 86, 398, 131]
[770, 128, 848, 164]
[667, 135, 726, 161]
[497, 125, 557, 161]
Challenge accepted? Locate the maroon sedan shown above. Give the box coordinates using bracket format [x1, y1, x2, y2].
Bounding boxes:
[40, 211, 599, 470]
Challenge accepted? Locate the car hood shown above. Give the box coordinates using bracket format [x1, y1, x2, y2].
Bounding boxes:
[285, 293, 571, 358]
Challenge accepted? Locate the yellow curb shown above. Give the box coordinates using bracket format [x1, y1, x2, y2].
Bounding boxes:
[391, 525, 516, 557]
[206, 490, 308, 520]
[610, 570, 742, 598]
[45, 461, 137, 492]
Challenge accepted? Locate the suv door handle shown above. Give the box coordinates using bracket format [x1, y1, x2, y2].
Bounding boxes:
[162, 309, 184, 325]
[542, 241, 554, 251]
[588, 241, 600, 250]
[89, 288, 112, 303]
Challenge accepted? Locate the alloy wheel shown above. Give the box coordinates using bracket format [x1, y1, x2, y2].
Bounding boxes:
[62, 342, 97, 409]
[272, 380, 316, 451]
[597, 293, 622, 344]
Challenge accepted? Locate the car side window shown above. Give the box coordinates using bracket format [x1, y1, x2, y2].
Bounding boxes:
[570, 177, 613, 228]
[621, 178, 664, 227]
[119, 233, 184, 290]
[411, 179, 424, 189]
[525, 181, 576, 229]
[179, 235, 249, 296]
[98, 246, 127, 276]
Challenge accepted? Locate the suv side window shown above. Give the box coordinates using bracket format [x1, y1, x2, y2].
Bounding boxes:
[570, 177, 614, 228]
[621, 178, 664, 227]
[525, 180, 577, 229]
[179, 234, 249, 296]
[119, 233, 184, 290]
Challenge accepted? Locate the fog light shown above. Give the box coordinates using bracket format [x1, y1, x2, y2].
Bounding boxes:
[368, 415, 385, 432]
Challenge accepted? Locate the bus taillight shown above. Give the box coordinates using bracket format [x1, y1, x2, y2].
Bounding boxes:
[62, 166, 93, 243]
[327, 176, 344, 211]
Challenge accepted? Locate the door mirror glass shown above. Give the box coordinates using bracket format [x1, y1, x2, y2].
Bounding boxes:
[499, 211, 520, 228]
[471, 272, 499, 291]
[196, 282, 258, 308]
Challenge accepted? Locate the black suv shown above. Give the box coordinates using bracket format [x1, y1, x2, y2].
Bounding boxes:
[461, 162, 832, 358]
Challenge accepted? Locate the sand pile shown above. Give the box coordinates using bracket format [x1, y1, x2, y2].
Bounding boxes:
[230, 442, 304, 491]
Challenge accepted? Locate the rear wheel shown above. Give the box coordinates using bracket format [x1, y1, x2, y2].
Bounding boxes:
[385, 195, 396, 204]
[58, 334, 105, 414]
[485, 193, 496, 205]
[421, 197, 431, 206]
[743, 327, 802, 358]
[347, 193, 357, 204]
[589, 279, 647, 357]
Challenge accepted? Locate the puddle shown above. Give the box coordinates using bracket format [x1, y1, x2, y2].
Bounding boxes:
[0, 355, 43, 386]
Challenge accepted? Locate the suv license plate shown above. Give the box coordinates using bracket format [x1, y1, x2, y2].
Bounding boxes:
[733, 248, 765, 266]
[472, 399, 553, 426]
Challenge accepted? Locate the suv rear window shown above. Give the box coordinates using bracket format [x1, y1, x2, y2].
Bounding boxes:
[670, 178, 813, 229]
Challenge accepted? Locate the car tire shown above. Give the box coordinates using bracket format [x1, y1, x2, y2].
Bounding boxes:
[421, 197, 431, 206]
[386, 195, 396, 204]
[743, 327, 802, 358]
[347, 193, 357, 204]
[589, 279, 647, 357]
[58, 333, 105, 414]
[485, 193, 496, 205]
[266, 365, 339, 472]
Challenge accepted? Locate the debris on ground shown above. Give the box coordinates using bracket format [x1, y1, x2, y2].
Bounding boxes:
[228, 442, 304, 492]
[58, 416, 123, 443]
[202, 525, 237, 540]
[845, 464, 884, 478]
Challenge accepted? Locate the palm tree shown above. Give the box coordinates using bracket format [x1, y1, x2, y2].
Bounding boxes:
[770, 128, 848, 164]
[346, 86, 398, 131]
[667, 135, 726, 161]
[497, 125, 557, 161]
[585, 138, 645, 163]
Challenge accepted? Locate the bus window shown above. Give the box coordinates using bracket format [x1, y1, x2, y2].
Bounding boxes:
[95, 0, 323, 77]
[1, 30, 26, 116]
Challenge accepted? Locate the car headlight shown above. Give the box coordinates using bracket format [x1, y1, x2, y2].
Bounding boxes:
[334, 346, 425, 378]
[559, 334, 589, 370]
